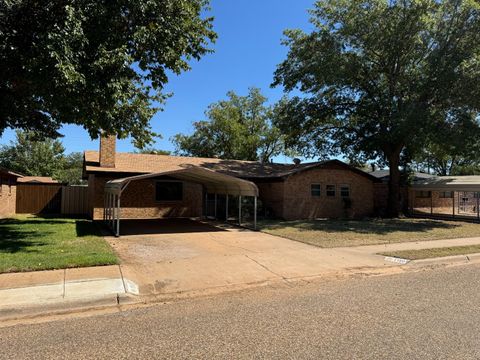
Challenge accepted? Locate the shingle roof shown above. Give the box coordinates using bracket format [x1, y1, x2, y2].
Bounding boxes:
[84, 151, 378, 181]
[86, 151, 310, 177]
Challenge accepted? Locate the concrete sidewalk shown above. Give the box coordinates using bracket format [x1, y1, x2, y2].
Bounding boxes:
[351, 236, 480, 253]
[0, 266, 139, 319]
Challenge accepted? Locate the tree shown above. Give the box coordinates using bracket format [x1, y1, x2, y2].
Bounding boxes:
[0, 0, 216, 147]
[0, 131, 84, 184]
[134, 148, 171, 155]
[412, 110, 480, 175]
[0, 130, 66, 177]
[55, 152, 85, 185]
[273, 0, 480, 216]
[172, 88, 285, 162]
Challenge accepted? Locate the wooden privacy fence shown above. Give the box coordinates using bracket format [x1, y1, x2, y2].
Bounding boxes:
[16, 184, 89, 215]
[16, 184, 62, 214]
[61, 185, 89, 215]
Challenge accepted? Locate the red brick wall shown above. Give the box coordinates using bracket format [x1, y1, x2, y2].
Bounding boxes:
[0, 178, 16, 217]
[256, 181, 285, 218]
[90, 175, 203, 220]
[409, 190, 455, 215]
[373, 183, 409, 215]
[281, 167, 375, 220]
[373, 183, 388, 214]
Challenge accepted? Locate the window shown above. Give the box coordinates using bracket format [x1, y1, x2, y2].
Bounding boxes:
[326, 185, 336, 197]
[439, 191, 453, 198]
[155, 181, 183, 201]
[415, 191, 431, 198]
[340, 185, 350, 198]
[311, 184, 321, 197]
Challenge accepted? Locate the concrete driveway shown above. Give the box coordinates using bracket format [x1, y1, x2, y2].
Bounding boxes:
[105, 219, 395, 297]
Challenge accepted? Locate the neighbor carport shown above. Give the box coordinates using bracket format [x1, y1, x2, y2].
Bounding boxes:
[103, 165, 259, 236]
[410, 176, 480, 220]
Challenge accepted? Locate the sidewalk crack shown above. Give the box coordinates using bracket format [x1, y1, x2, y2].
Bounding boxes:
[244, 254, 291, 284]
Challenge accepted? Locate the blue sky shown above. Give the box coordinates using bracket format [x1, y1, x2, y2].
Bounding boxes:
[0, 0, 315, 163]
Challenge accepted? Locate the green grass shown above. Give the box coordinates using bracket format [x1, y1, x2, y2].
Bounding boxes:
[258, 218, 480, 248]
[380, 245, 480, 260]
[0, 215, 118, 273]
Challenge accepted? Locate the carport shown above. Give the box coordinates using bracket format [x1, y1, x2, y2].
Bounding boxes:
[103, 165, 259, 236]
[410, 176, 480, 220]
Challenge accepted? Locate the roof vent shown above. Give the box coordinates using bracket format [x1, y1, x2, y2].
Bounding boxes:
[293, 158, 301, 165]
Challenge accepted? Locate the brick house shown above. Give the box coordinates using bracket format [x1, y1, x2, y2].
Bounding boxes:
[83, 136, 381, 228]
[0, 168, 22, 217]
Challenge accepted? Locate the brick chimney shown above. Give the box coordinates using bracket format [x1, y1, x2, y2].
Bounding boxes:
[99, 135, 116, 168]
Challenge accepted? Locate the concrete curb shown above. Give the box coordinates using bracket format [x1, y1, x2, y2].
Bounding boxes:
[0, 275, 141, 324]
[407, 252, 480, 268]
[0, 292, 140, 324]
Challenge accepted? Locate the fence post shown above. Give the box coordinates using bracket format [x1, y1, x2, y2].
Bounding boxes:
[116, 195, 121, 237]
[225, 194, 229, 222]
[254, 196, 257, 230]
[238, 195, 242, 226]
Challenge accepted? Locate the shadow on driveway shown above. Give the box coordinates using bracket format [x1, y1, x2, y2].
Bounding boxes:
[114, 218, 228, 236]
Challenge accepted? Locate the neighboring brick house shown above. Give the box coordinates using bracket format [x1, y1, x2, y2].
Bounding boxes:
[0, 168, 22, 217]
[409, 176, 480, 218]
[369, 170, 435, 215]
[84, 136, 381, 221]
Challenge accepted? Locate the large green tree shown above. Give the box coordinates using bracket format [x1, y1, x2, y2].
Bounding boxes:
[173, 88, 285, 162]
[273, 0, 480, 216]
[412, 109, 480, 175]
[55, 152, 85, 185]
[0, 131, 84, 184]
[0, 0, 216, 147]
[0, 130, 65, 177]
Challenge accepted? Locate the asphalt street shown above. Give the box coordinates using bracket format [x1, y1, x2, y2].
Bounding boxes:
[1, 264, 480, 359]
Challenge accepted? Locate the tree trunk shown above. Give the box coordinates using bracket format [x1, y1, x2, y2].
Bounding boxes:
[387, 153, 401, 218]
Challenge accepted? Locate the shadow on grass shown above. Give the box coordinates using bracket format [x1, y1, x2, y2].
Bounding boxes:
[260, 218, 461, 235]
[0, 217, 71, 226]
[0, 218, 48, 254]
[75, 220, 102, 237]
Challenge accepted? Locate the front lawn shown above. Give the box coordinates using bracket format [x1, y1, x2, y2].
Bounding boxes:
[380, 245, 480, 260]
[0, 215, 118, 273]
[259, 218, 480, 248]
